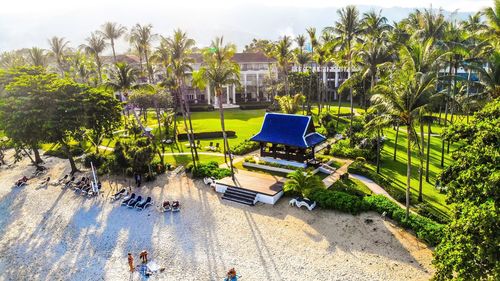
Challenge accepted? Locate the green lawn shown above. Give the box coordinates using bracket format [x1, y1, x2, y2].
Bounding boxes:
[367, 123, 458, 219]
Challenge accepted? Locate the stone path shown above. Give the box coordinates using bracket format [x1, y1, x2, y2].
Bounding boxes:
[322, 159, 353, 187]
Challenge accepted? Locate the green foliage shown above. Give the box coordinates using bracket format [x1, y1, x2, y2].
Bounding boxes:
[44, 145, 84, 159]
[187, 161, 231, 179]
[274, 93, 305, 114]
[308, 188, 368, 214]
[348, 160, 408, 203]
[232, 139, 260, 155]
[284, 170, 325, 194]
[363, 195, 444, 246]
[330, 178, 371, 197]
[433, 99, 500, 280]
[330, 139, 376, 161]
[83, 152, 108, 168]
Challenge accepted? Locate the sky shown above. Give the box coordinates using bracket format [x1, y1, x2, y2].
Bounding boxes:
[0, 0, 492, 53]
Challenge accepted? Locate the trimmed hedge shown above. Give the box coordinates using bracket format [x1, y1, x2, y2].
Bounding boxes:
[177, 131, 236, 141]
[186, 161, 231, 179]
[238, 102, 272, 110]
[185, 104, 214, 112]
[363, 195, 444, 245]
[307, 188, 368, 214]
[232, 140, 260, 155]
[330, 139, 376, 161]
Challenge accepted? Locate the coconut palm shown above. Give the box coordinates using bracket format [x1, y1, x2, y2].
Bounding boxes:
[129, 24, 156, 82]
[99, 22, 127, 63]
[371, 42, 440, 218]
[482, 0, 500, 40]
[200, 37, 240, 178]
[284, 170, 324, 195]
[79, 32, 107, 84]
[470, 52, 500, 99]
[325, 5, 362, 135]
[27, 47, 47, 67]
[306, 27, 318, 112]
[313, 44, 330, 113]
[48, 36, 69, 76]
[361, 10, 391, 40]
[272, 35, 294, 96]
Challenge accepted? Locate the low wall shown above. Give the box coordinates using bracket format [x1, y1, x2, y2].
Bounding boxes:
[261, 157, 307, 168]
[243, 162, 294, 174]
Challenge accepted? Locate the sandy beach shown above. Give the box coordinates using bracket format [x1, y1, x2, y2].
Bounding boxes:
[0, 153, 434, 281]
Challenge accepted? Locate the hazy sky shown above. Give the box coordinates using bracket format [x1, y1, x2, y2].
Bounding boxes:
[0, 0, 491, 53]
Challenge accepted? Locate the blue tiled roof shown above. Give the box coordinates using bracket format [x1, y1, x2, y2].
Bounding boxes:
[250, 113, 326, 148]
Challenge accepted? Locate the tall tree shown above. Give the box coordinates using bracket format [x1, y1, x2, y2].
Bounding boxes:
[79, 32, 107, 84]
[272, 35, 294, 96]
[325, 5, 362, 135]
[99, 22, 127, 63]
[200, 37, 240, 178]
[48, 36, 70, 76]
[130, 24, 156, 83]
[27, 47, 47, 67]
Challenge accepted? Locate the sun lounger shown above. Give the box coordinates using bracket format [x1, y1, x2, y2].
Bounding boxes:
[127, 195, 142, 208]
[136, 197, 152, 210]
[172, 201, 181, 212]
[121, 193, 136, 206]
[203, 177, 216, 186]
[289, 197, 316, 211]
[37, 177, 51, 189]
[63, 176, 76, 189]
[14, 177, 29, 188]
[111, 189, 128, 201]
[52, 174, 68, 186]
[158, 201, 171, 212]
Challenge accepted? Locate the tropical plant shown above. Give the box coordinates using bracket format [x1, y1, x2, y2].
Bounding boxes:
[284, 170, 325, 195]
[129, 24, 156, 82]
[27, 47, 47, 67]
[272, 35, 294, 96]
[275, 93, 305, 114]
[79, 32, 107, 84]
[99, 22, 127, 63]
[48, 36, 70, 76]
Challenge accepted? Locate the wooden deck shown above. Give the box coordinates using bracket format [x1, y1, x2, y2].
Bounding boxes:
[216, 169, 284, 196]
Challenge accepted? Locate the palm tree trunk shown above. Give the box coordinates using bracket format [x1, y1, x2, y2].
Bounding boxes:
[466, 69, 471, 124]
[438, 105, 442, 125]
[155, 108, 164, 165]
[405, 124, 412, 219]
[418, 122, 424, 202]
[217, 88, 235, 180]
[111, 39, 117, 63]
[425, 121, 431, 182]
[348, 62, 353, 136]
[144, 50, 152, 83]
[376, 128, 380, 174]
[336, 93, 342, 130]
[393, 124, 399, 161]
[184, 98, 199, 160]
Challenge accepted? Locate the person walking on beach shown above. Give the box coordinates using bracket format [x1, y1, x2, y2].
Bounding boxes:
[128, 253, 134, 272]
[134, 173, 142, 187]
[139, 250, 148, 264]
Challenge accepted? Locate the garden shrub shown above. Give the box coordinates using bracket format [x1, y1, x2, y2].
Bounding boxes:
[308, 188, 368, 214]
[177, 131, 236, 141]
[330, 178, 369, 197]
[186, 104, 214, 112]
[363, 195, 444, 246]
[84, 152, 108, 168]
[232, 140, 260, 155]
[187, 161, 232, 179]
[330, 139, 375, 161]
[238, 102, 271, 110]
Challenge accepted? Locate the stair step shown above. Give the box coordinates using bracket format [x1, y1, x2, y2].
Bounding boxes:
[226, 187, 258, 196]
[222, 195, 254, 206]
[223, 192, 256, 203]
[224, 189, 257, 200]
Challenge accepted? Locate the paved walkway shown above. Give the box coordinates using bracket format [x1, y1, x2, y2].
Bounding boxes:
[322, 159, 353, 187]
[350, 173, 406, 209]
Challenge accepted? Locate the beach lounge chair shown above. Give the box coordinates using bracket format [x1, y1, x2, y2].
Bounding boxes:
[158, 201, 171, 212]
[37, 177, 50, 189]
[289, 197, 316, 211]
[111, 189, 128, 201]
[87, 181, 102, 197]
[205, 141, 214, 151]
[53, 174, 68, 186]
[14, 176, 29, 188]
[32, 166, 47, 177]
[203, 177, 216, 186]
[127, 195, 142, 208]
[136, 197, 152, 210]
[172, 201, 181, 212]
[121, 193, 136, 206]
[214, 143, 220, 151]
[63, 176, 76, 189]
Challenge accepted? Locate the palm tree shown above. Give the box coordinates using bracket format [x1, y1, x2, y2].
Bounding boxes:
[482, 0, 500, 39]
[371, 42, 440, 218]
[130, 24, 156, 82]
[306, 27, 318, 113]
[284, 170, 324, 195]
[27, 47, 47, 67]
[99, 22, 127, 63]
[79, 32, 107, 84]
[273, 35, 294, 96]
[200, 37, 240, 179]
[313, 44, 329, 114]
[163, 29, 199, 166]
[325, 5, 362, 135]
[48, 36, 69, 76]
[470, 52, 500, 99]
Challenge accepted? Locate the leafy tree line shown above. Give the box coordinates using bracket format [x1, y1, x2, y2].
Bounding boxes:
[0, 67, 122, 173]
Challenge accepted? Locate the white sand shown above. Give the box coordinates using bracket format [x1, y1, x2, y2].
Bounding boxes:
[0, 152, 434, 281]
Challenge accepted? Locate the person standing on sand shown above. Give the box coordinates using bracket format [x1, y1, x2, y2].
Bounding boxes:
[128, 253, 134, 272]
[134, 173, 142, 187]
[139, 250, 148, 264]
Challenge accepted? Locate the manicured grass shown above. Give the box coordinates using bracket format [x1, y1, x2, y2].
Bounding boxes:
[330, 178, 372, 196]
[368, 123, 459, 219]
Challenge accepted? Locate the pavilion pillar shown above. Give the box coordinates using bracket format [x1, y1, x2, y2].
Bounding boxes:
[226, 86, 230, 105]
[232, 84, 236, 104]
[256, 74, 260, 101]
[207, 83, 211, 105]
[244, 74, 247, 102]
